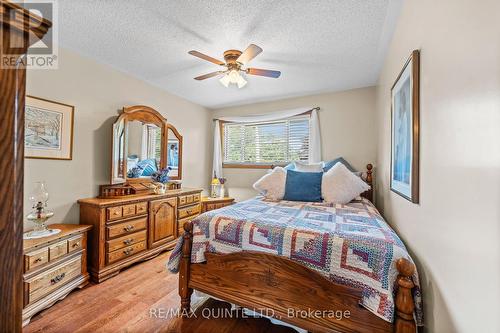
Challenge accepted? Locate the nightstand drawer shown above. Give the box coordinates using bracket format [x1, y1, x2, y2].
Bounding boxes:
[107, 241, 146, 264]
[26, 255, 82, 304]
[25, 248, 49, 271]
[106, 217, 147, 239]
[49, 240, 68, 261]
[106, 230, 147, 252]
[178, 204, 200, 219]
[67, 235, 83, 253]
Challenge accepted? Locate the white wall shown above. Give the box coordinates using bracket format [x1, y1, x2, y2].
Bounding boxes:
[25, 48, 211, 230]
[212, 87, 377, 201]
[375, 0, 500, 332]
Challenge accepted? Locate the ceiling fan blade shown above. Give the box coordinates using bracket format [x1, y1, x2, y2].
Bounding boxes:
[246, 68, 281, 78]
[194, 71, 223, 80]
[188, 50, 225, 66]
[237, 44, 263, 64]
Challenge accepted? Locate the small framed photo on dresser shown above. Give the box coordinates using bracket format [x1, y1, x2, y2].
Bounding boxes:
[391, 50, 420, 203]
[25, 96, 74, 160]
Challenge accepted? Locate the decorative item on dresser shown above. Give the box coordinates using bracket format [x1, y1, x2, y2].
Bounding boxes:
[201, 196, 235, 213]
[22, 224, 92, 326]
[78, 189, 202, 283]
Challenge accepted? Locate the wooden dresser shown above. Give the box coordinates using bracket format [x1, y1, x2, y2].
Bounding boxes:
[201, 196, 235, 213]
[78, 188, 203, 282]
[23, 224, 92, 326]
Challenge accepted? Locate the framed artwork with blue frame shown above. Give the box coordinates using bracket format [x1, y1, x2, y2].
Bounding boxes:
[391, 50, 420, 203]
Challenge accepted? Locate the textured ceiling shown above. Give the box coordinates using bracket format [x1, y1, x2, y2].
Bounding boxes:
[58, 0, 403, 109]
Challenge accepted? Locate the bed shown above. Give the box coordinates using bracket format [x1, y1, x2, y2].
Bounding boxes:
[168, 165, 423, 333]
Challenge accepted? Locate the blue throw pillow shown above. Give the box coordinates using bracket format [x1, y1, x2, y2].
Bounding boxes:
[137, 159, 158, 176]
[283, 170, 323, 202]
[283, 162, 296, 171]
[323, 157, 356, 172]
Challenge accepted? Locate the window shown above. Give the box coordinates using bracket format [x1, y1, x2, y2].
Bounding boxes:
[222, 115, 310, 167]
[144, 125, 162, 164]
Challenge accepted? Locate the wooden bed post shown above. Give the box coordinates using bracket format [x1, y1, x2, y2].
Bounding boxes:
[179, 221, 193, 313]
[394, 258, 417, 333]
[365, 164, 374, 202]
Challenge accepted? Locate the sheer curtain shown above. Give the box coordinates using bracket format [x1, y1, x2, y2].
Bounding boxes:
[212, 107, 321, 178]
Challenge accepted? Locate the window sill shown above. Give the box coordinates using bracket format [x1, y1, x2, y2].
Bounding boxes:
[222, 163, 286, 169]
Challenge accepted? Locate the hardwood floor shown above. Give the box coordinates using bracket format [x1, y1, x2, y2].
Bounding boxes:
[23, 251, 296, 333]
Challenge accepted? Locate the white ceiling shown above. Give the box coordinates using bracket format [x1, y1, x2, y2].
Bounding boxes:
[58, 0, 403, 109]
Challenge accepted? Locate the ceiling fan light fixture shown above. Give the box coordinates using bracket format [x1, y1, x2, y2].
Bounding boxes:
[219, 73, 231, 87]
[236, 74, 247, 89]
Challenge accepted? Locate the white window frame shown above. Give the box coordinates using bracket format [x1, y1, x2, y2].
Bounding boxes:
[221, 114, 311, 168]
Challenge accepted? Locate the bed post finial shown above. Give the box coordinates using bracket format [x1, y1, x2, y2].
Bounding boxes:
[179, 221, 193, 313]
[366, 164, 373, 185]
[395, 258, 417, 333]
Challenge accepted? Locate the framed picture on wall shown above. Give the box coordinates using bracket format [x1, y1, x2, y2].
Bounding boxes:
[390, 50, 420, 203]
[25, 96, 74, 160]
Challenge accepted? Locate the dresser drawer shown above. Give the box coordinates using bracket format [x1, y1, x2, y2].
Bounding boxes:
[177, 216, 198, 235]
[178, 195, 187, 206]
[107, 241, 146, 264]
[178, 204, 200, 219]
[49, 240, 68, 261]
[26, 255, 82, 304]
[67, 235, 83, 253]
[106, 217, 147, 239]
[106, 206, 123, 221]
[122, 204, 136, 217]
[25, 248, 49, 271]
[135, 202, 148, 215]
[193, 193, 201, 202]
[106, 230, 147, 252]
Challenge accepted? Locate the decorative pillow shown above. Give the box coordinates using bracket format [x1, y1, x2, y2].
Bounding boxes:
[294, 161, 324, 172]
[137, 159, 158, 176]
[253, 167, 287, 200]
[283, 162, 296, 171]
[323, 157, 356, 172]
[322, 162, 370, 204]
[283, 170, 323, 202]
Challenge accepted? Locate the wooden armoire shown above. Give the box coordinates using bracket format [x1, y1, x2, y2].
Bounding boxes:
[0, 2, 52, 331]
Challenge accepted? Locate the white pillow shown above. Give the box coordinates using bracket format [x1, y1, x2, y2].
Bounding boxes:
[322, 163, 370, 204]
[253, 167, 287, 200]
[294, 161, 324, 172]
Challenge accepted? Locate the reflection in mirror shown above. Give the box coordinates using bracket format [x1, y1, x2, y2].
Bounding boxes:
[167, 128, 179, 178]
[112, 118, 126, 183]
[126, 121, 162, 179]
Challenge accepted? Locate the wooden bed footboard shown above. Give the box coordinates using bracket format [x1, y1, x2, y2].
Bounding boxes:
[179, 222, 417, 333]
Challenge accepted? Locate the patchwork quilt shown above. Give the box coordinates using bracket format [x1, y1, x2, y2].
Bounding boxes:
[167, 197, 423, 325]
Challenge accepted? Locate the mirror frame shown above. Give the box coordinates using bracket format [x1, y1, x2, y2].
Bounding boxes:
[111, 105, 167, 185]
[166, 123, 183, 181]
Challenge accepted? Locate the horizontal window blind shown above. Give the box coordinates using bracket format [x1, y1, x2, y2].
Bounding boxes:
[223, 115, 310, 165]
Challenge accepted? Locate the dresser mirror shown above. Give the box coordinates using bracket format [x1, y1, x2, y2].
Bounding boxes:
[166, 124, 182, 180]
[110, 105, 182, 187]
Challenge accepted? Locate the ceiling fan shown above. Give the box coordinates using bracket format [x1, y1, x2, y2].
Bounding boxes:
[188, 44, 281, 88]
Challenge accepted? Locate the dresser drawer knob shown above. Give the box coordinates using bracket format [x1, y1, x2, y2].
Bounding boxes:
[50, 272, 66, 285]
[123, 238, 133, 245]
[72, 242, 80, 248]
[123, 248, 134, 255]
[123, 225, 134, 232]
[34, 257, 42, 263]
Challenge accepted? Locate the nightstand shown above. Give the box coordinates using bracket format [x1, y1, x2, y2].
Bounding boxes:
[201, 196, 235, 213]
[22, 224, 92, 326]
